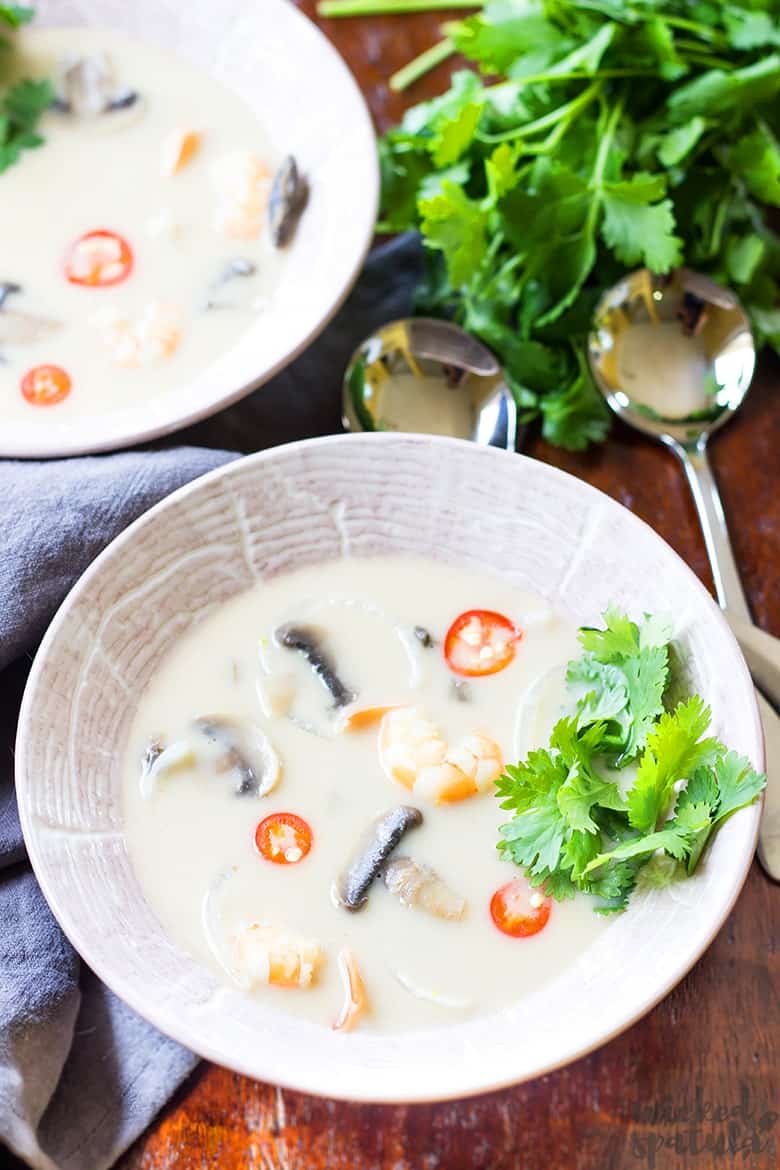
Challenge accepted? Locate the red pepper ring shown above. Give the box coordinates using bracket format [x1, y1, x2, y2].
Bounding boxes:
[21, 364, 72, 406]
[64, 229, 134, 288]
[490, 878, 552, 938]
[444, 609, 521, 677]
[255, 812, 313, 865]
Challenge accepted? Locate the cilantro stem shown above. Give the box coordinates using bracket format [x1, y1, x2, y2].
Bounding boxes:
[317, 0, 480, 15]
[661, 14, 728, 45]
[675, 41, 735, 70]
[389, 37, 454, 92]
[590, 98, 623, 190]
[585, 94, 624, 235]
[477, 79, 603, 144]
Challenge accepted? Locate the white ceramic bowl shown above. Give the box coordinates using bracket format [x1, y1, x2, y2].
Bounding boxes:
[16, 435, 763, 1101]
[4, 0, 378, 459]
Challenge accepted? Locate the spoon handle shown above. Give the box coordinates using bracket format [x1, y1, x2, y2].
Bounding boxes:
[668, 435, 752, 623]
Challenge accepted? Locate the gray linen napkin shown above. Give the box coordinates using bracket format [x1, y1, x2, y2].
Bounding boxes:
[0, 235, 422, 1170]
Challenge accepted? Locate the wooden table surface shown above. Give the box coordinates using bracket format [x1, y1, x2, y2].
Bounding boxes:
[113, 5, 780, 1167]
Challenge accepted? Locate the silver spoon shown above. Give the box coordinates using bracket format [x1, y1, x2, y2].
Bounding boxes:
[342, 317, 517, 451]
[588, 266, 779, 880]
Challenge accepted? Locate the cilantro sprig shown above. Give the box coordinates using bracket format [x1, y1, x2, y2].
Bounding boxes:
[369, 0, 780, 450]
[0, 5, 53, 175]
[496, 610, 766, 913]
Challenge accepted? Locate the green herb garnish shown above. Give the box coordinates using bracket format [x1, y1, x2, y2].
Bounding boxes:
[0, 5, 53, 175]
[496, 608, 766, 913]
[361, 0, 780, 450]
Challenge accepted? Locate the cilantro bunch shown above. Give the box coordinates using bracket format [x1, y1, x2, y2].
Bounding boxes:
[496, 608, 766, 912]
[0, 5, 53, 174]
[377, 0, 780, 450]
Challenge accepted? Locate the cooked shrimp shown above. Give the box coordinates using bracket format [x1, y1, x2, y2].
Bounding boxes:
[332, 947, 368, 1032]
[233, 921, 323, 989]
[378, 706, 503, 804]
[91, 301, 181, 367]
[211, 150, 271, 239]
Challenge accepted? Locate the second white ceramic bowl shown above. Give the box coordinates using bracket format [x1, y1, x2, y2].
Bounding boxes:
[5, 0, 378, 458]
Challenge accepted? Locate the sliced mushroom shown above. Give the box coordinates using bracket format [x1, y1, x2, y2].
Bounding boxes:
[53, 53, 143, 126]
[333, 805, 423, 912]
[139, 738, 196, 799]
[413, 626, 434, 648]
[192, 716, 280, 796]
[0, 282, 21, 310]
[383, 857, 467, 920]
[274, 622, 354, 709]
[268, 155, 308, 248]
[139, 717, 280, 799]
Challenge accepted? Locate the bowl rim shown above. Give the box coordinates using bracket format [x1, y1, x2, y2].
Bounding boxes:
[2, 0, 379, 460]
[15, 433, 764, 1101]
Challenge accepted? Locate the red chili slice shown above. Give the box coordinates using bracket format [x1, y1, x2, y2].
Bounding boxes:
[64, 229, 134, 288]
[255, 812, 313, 865]
[444, 609, 521, 677]
[490, 878, 551, 938]
[21, 364, 72, 406]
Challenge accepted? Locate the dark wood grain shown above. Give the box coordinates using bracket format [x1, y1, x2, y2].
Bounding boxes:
[117, 5, 780, 1167]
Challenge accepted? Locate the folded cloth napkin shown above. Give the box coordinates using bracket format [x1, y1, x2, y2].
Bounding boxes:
[0, 234, 422, 1170]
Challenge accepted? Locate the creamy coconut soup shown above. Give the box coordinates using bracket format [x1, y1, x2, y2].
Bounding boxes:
[1, 27, 305, 422]
[123, 556, 608, 1033]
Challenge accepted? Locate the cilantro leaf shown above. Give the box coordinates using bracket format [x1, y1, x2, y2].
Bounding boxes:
[485, 141, 519, 201]
[418, 181, 487, 287]
[601, 173, 683, 272]
[0, 77, 53, 176]
[723, 7, 780, 51]
[497, 749, 570, 876]
[656, 117, 708, 167]
[627, 696, 719, 832]
[578, 606, 641, 662]
[667, 55, 780, 122]
[539, 360, 611, 450]
[0, 4, 33, 29]
[451, 0, 563, 75]
[723, 124, 780, 207]
[709, 750, 767, 825]
[570, 608, 669, 760]
[553, 718, 624, 833]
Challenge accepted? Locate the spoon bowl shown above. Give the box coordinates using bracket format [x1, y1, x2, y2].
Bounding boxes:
[588, 268, 755, 447]
[342, 317, 517, 451]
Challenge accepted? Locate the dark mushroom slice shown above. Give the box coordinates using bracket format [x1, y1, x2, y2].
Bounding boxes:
[274, 622, 355, 709]
[204, 258, 257, 309]
[450, 679, 472, 703]
[383, 856, 467, 920]
[106, 89, 140, 112]
[0, 282, 21, 311]
[333, 805, 423, 912]
[191, 711, 277, 795]
[268, 155, 309, 248]
[413, 626, 435, 648]
[52, 55, 142, 120]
